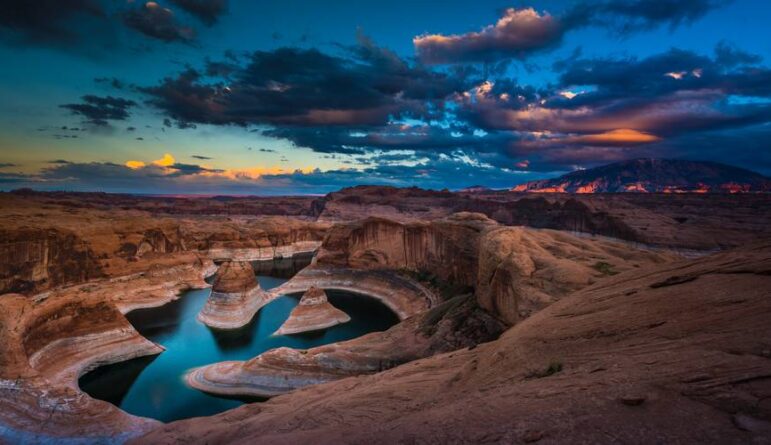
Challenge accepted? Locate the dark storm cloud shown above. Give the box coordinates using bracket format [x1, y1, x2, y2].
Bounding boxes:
[166, 162, 223, 176]
[141, 41, 462, 128]
[414, 0, 727, 64]
[192, 155, 212, 160]
[60, 95, 137, 126]
[122, 1, 195, 43]
[714, 40, 763, 67]
[0, 0, 209, 51]
[169, 0, 227, 26]
[448, 43, 771, 172]
[0, 0, 104, 43]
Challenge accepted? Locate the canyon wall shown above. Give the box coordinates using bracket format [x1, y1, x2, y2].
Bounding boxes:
[0, 228, 104, 294]
[314, 213, 674, 325]
[0, 192, 329, 295]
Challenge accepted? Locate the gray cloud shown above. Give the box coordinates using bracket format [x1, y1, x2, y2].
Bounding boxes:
[60, 95, 137, 126]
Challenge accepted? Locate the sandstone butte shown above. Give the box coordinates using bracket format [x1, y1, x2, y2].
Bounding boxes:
[197, 260, 270, 329]
[273, 287, 351, 336]
[1, 190, 771, 444]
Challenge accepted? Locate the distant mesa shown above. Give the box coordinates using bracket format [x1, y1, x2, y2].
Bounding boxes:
[512, 159, 771, 193]
[274, 287, 351, 336]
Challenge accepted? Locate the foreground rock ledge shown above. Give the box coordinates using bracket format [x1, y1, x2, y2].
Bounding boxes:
[274, 287, 350, 336]
[198, 261, 271, 329]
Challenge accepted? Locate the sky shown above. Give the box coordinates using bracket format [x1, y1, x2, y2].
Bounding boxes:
[0, 0, 770, 195]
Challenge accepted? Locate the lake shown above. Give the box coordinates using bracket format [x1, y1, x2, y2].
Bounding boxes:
[79, 271, 398, 422]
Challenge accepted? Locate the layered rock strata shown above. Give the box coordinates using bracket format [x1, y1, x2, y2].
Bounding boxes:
[269, 266, 437, 320]
[198, 261, 270, 329]
[316, 213, 675, 324]
[274, 287, 350, 335]
[0, 253, 214, 443]
[144, 243, 771, 444]
[0, 190, 329, 295]
[185, 214, 675, 400]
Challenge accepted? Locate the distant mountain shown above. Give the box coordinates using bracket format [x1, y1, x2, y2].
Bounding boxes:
[512, 159, 771, 193]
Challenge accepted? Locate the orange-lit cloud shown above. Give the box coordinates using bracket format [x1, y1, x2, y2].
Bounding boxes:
[214, 166, 316, 180]
[152, 153, 175, 167]
[126, 153, 175, 170]
[566, 129, 661, 145]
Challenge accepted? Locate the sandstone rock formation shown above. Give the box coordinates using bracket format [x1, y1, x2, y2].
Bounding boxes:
[316, 213, 674, 324]
[184, 215, 674, 399]
[269, 266, 436, 320]
[274, 287, 350, 336]
[141, 242, 771, 444]
[0, 191, 328, 295]
[0, 252, 214, 443]
[198, 261, 269, 329]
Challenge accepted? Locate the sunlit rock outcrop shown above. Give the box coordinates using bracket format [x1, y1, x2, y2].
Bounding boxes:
[274, 287, 350, 336]
[198, 261, 270, 329]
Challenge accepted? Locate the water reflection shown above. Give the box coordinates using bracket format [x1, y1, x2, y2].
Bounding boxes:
[79, 272, 398, 422]
[251, 252, 314, 278]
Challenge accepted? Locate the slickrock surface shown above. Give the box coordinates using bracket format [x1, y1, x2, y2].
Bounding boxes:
[143, 242, 771, 444]
[274, 287, 350, 335]
[0, 252, 215, 443]
[198, 261, 270, 329]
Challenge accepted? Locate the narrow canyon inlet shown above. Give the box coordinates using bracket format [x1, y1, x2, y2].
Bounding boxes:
[2, 0, 771, 443]
[79, 271, 398, 422]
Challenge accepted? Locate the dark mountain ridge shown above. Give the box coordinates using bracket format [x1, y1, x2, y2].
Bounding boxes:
[512, 159, 770, 193]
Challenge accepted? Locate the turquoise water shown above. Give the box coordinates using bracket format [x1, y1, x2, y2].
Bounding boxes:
[79, 276, 398, 422]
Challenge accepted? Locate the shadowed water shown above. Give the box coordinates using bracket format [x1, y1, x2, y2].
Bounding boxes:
[79, 274, 398, 422]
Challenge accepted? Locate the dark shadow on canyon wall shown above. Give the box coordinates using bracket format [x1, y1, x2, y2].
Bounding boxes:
[251, 252, 314, 279]
[78, 355, 157, 406]
[125, 296, 190, 338]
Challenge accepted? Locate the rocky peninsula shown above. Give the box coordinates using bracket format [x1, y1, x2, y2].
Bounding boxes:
[274, 287, 350, 335]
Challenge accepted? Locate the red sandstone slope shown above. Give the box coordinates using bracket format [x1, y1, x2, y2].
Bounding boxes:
[139, 243, 771, 444]
[513, 158, 771, 193]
